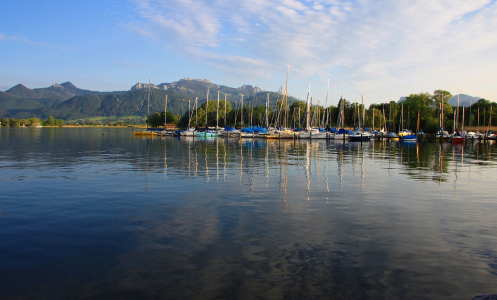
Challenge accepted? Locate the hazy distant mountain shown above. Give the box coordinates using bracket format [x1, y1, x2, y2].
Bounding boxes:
[448, 94, 481, 107]
[131, 78, 262, 100]
[0, 79, 293, 120]
[5, 81, 126, 108]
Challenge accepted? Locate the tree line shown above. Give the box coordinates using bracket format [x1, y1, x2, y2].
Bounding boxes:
[0, 116, 64, 127]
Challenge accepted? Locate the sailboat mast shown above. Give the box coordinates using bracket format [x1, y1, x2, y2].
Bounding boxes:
[373, 108, 375, 131]
[358, 103, 360, 129]
[488, 105, 493, 132]
[470, 100, 472, 132]
[306, 80, 311, 130]
[442, 93, 445, 131]
[317, 98, 321, 129]
[299, 105, 302, 129]
[453, 109, 456, 133]
[417, 110, 420, 133]
[241, 95, 244, 128]
[250, 88, 254, 126]
[384, 108, 387, 131]
[164, 95, 167, 128]
[224, 95, 227, 127]
[284, 65, 289, 128]
[462, 107, 465, 131]
[324, 78, 329, 128]
[401, 104, 404, 131]
[457, 87, 460, 130]
[266, 93, 269, 129]
[217, 91, 219, 129]
[362, 94, 366, 130]
[147, 78, 150, 127]
[206, 89, 209, 129]
[195, 97, 198, 128]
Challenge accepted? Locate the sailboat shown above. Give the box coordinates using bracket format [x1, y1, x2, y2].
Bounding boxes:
[182, 99, 196, 136]
[348, 95, 372, 141]
[300, 81, 326, 139]
[415, 110, 425, 137]
[484, 106, 496, 140]
[195, 89, 218, 137]
[218, 95, 240, 137]
[161, 95, 173, 135]
[266, 66, 296, 139]
[398, 104, 417, 141]
[450, 108, 465, 143]
[436, 94, 450, 139]
[132, 79, 158, 136]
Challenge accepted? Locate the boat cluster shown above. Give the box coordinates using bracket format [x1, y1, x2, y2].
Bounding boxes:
[133, 126, 497, 143]
[437, 128, 496, 142]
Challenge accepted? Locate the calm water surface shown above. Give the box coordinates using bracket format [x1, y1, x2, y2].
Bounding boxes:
[1, 127, 496, 299]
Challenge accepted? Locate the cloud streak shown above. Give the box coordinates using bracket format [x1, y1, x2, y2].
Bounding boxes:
[0, 32, 73, 51]
[128, 0, 497, 102]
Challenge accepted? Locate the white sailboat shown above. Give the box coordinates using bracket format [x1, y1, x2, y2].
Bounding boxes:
[349, 95, 372, 141]
[300, 81, 327, 139]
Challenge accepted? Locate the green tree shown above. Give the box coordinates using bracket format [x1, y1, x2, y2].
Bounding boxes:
[1, 117, 9, 127]
[10, 119, 20, 127]
[432, 90, 453, 119]
[47, 116, 55, 126]
[147, 112, 163, 128]
[28, 117, 41, 126]
[55, 119, 64, 127]
[472, 99, 496, 128]
[163, 111, 177, 125]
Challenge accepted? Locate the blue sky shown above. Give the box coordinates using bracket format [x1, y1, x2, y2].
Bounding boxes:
[1, 0, 496, 106]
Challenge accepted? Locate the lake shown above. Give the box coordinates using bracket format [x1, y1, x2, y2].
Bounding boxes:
[1, 127, 496, 299]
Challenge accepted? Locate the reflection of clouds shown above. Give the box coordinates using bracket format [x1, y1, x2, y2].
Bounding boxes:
[98, 184, 492, 299]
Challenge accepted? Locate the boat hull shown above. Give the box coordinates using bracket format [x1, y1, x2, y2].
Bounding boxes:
[132, 131, 157, 136]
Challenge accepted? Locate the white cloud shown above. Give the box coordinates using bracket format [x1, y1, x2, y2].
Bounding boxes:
[128, 0, 497, 103]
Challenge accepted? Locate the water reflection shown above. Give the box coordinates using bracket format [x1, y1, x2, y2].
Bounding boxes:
[146, 136, 497, 187]
[1, 128, 497, 299]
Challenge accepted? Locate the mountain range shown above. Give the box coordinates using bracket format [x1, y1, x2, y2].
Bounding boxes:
[1, 79, 488, 121]
[0, 79, 291, 120]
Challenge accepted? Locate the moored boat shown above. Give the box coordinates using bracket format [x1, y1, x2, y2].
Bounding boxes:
[398, 129, 417, 141]
[450, 130, 466, 143]
[435, 129, 450, 139]
[348, 129, 372, 141]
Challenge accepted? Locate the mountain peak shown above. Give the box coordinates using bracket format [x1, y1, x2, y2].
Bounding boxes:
[61, 81, 77, 89]
[238, 85, 261, 94]
[130, 82, 160, 91]
[448, 94, 481, 107]
[12, 83, 28, 89]
[6, 84, 39, 98]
